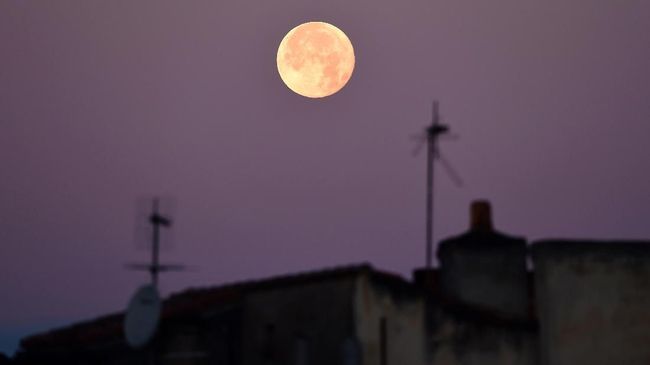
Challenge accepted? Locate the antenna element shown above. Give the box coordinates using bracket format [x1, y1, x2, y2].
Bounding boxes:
[125, 197, 184, 289]
[413, 101, 462, 268]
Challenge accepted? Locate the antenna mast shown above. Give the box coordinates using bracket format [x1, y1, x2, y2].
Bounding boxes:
[149, 198, 171, 288]
[420, 101, 462, 268]
[125, 197, 184, 289]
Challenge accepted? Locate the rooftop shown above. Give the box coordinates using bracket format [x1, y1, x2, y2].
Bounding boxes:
[19, 263, 405, 351]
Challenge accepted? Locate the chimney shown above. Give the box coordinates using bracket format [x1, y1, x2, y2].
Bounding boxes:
[437, 200, 529, 318]
[470, 200, 493, 232]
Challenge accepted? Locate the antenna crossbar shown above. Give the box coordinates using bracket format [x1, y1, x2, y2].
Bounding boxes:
[125, 197, 181, 289]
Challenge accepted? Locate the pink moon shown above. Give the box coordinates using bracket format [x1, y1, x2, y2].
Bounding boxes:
[277, 22, 355, 98]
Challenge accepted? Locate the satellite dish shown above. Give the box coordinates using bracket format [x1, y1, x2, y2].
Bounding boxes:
[124, 284, 161, 348]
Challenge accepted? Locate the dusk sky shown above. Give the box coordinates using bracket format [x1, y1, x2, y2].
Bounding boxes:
[1, 0, 649, 355]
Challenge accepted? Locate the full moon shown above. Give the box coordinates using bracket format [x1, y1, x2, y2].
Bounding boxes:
[277, 22, 355, 98]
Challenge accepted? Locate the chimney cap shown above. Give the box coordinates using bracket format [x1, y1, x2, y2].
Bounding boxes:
[470, 200, 493, 232]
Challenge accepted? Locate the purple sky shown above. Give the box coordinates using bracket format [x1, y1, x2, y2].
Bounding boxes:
[1, 0, 649, 355]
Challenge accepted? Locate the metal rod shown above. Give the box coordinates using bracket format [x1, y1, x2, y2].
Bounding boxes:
[418, 100, 460, 268]
[151, 199, 160, 288]
[425, 101, 441, 269]
[426, 129, 434, 268]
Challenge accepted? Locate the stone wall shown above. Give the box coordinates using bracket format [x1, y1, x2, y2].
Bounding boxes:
[532, 240, 650, 365]
[438, 232, 529, 318]
[241, 276, 356, 365]
[354, 272, 426, 365]
[427, 310, 537, 365]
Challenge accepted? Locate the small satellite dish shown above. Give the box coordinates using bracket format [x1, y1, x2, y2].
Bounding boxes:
[124, 284, 161, 348]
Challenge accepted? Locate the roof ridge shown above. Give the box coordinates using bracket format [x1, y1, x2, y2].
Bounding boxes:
[168, 262, 374, 299]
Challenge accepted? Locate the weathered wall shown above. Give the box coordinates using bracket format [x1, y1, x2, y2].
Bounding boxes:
[438, 232, 529, 318]
[241, 276, 356, 365]
[354, 273, 426, 365]
[532, 240, 650, 365]
[426, 308, 537, 365]
[158, 317, 234, 365]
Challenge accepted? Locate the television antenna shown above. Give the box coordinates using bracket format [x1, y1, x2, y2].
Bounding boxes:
[125, 197, 186, 288]
[123, 197, 185, 349]
[412, 101, 463, 268]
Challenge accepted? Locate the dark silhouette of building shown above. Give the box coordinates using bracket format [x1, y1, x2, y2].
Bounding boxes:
[12, 201, 650, 365]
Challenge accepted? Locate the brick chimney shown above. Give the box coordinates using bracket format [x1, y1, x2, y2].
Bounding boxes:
[470, 200, 493, 232]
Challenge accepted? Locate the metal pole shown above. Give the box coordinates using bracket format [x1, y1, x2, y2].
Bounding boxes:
[151, 199, 160, 288]
[426, 131, 434, 268]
